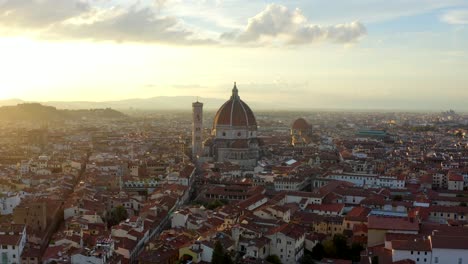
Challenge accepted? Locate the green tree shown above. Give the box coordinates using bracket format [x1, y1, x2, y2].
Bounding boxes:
[311, 243, 325, 260]
[223, 252, 234, 264]
[332, 234, 348, 259]
[300, 253, 316, 264]
[266, 254, 282, 264]
[323, 240, 336, 257]
[211, 241, 224, 264]
[350, 243, 364, 262]
[107, 205, 128, 227]
[207, 200, 225, 210]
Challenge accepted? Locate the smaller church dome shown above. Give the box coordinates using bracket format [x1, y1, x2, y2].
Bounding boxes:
[292, 118, 311, 130]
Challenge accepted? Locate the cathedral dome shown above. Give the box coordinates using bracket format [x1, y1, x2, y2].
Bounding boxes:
[292, 118, 311, 130]
[213, 83, 257, 129]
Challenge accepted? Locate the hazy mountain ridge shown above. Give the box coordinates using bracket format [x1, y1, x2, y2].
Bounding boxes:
[0, 99, 25, 106]
[0, 97, 459, 112]
[0, 103, 126, 121]
[0, 97, 231, 110]
[46, 96, 230, 110]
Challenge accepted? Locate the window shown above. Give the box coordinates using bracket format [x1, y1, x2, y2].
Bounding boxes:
[459, 258, 462, 264]
[1, 246, 6, 249]
[424, 258, 427, 262]
[435, 257, 439, 263]
[222, 132, 226, 136]
[417, 258, 419, 262]
[411, 251, 413, 255]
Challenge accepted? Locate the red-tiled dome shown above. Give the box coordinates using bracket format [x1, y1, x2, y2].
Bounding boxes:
[213, 83, 257, 128]
[292, 118, 311, 130]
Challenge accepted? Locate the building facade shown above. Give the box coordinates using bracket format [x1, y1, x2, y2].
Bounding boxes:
[0, 224, 27, 264]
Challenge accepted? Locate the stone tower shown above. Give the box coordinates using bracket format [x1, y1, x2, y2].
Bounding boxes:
[192, 99, 203, 159]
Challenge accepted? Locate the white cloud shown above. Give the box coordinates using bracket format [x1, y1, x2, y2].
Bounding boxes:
[440, 9, 468, 24]
[154, 0, 170, 12]
[0, 0, 90, 28]
[221, 4, 366, 45]
[0, 0, 214, 44]
[52, 6, 214, 44]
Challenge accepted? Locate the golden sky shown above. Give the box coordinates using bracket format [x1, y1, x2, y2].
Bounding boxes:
[1, 0, 468, 109]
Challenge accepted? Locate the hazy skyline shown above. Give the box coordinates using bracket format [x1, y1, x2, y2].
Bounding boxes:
[1, 0, 468, 110]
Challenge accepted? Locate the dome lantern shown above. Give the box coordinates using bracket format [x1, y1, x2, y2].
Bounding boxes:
[231, 82, 239, 99]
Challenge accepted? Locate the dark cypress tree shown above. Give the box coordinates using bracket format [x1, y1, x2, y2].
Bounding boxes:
[265, 255, 282, 264]
[223, 252, 234, 264]
[211, 241, 224, 264]
[311, 242, 325, 260]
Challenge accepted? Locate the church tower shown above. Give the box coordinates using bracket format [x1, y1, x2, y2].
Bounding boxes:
[192, 99, 203, 159]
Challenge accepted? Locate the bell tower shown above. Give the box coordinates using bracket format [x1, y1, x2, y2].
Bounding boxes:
[192, 99, 203, 159]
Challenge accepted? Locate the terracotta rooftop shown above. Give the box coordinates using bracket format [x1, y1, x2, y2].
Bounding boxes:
[368, 216, 419, 232]
[391, 238, 431, 252]
[431, 235, 468, 250]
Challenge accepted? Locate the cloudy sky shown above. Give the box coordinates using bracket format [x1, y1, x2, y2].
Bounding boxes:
[0, 0, 468, 110]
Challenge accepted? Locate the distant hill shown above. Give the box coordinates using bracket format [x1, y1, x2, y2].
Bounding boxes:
[0, 103, 126, 121]
[0, 96, 291, 111]
[0, 98, 24, 106]
[44, 96, 228, 110]
[0, 97, 229, 110]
